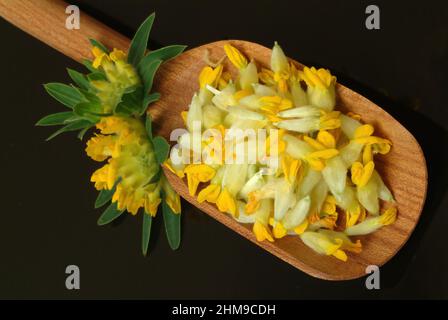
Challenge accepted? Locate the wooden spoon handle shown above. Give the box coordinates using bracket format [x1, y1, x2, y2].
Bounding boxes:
[0, 0, 130, 62]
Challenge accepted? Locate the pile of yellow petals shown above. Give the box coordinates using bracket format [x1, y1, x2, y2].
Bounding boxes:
[168, 42, 397, 262]
[90, 47, 141, 113]
[87, 116, 180, 217]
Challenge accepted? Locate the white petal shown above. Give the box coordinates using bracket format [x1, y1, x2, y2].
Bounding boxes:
[239, 61, 258, 91]
[283, 134, 314, 159]
[340, 114, 362, 139]
[278, 106, 321, 118]
[322, 156, 347, 195]
[282, 195, 311, 229]
[274, 117, 320, 133]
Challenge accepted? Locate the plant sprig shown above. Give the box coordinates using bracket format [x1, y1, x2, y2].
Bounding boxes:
[37, 12, 186, 256]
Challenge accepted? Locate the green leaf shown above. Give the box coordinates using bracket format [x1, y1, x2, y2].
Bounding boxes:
[114, 86, 144, 116]
[82, 59, 97, 73]
[142, 213, 153, 256]
[74, 102, 103, 116]
[162, 198, 181, 250]
[145, 113, 153, 140]
[67, 68, 89, 90]
[87, 71, 107, 82]
[89, 38, 110, 53]
[46, 119, 93, 141]
[94, 178, 121, 208]
[128, 13, 155, 67]
[44, 83, 84, 109]
[77, 126, 90, 140]
[141, 92, 161, 114]
[139, 59, 162, 94]
[139, 45, 186, 70]
[152, 136, 170, 165]
[36, 111, 74, 126]
[77, 87, 101, 104]
[97, 202, 125, 226]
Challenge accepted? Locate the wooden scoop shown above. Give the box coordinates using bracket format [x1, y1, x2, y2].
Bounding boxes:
[0, 0, 427, 280]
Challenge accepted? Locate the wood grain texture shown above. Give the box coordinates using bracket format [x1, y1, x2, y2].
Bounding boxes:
[0, 0, 428, 280]
[0, 0, 129, 62]
[153, 40, 428, 280]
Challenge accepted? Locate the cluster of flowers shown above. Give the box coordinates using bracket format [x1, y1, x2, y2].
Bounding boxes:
[37, 14, 185, 255]
[166, 43, 397, 261]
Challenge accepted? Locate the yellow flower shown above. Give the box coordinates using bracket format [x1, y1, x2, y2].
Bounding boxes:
[184, 164, 216, 196]
[299, 66, 336, 112]
[300, 231, 347, 261]
[258, 68, 276, 86]
[321, 195, 337, 215]
[281, 155, 302, 184]
[319, 230, 362, 254]
[351, 161, 375, 187]
[271, 42, 290, 93]
[109, 48, 127, 62]
[274, 110, 340, 133]
[199, 64, 223, 89]
[87, 116, 162, 216]
[85, 134, 117, 161]
[259, 95, 293, 114]
[345, 207, 397, 236]
[197, 184, 221, 203]
[163, 159, 185, 178]
[216, 187, 237, 216]
[91, 164, 111, 190]
[353, 124, 392, 155]
[92, 46, 109, 69]
[89, 47, 140, 113]
[303, 130, 339, 171]
[224, 44, 248, 70]
[253, 199, 274, 242]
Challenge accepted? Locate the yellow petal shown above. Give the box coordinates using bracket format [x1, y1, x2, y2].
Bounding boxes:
[197, 184, 221, 203]
[224, 44, 248, 69]
[354, 124, 374, 139]
[253, 221, 274, 242]
[216, 188, 237, 216]
[273, 221, 287, 239]
[109, 48, 126, 62]
[317, 130, 336, 149]
[380, 207, 397, 225]
[294, 220, 309, 234]
[308, 148, 339, 160]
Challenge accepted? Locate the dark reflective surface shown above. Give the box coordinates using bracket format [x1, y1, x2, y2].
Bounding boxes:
[0, 0, 447, 299]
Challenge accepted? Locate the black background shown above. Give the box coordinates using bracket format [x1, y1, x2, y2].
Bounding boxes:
[0, 0, 447, 299]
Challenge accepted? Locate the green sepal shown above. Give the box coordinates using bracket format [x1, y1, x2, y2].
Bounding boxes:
[115, 86, 144, 116]
[74, 102, 103, 117]
[152, 136, 170, 165]
[141, 212, 153, 256]
[138, 59, 162, 95]
[139, 45, 186, 69]
[67, 68, 90, 90]
[94, 178, 122, 208]
[97, 202, 125, 226]
[82, 59, 97, 73]
[77, 126, 90, 140]
[162, 196, 181, 250]
[89, 38, 110, 54]
[87, 71, 107, 82]
[44, 83, 84, 109]
[36, 111, 74, 126]
[46, 119, 93, 141]
[141, 92, 161, 114]
[128, 13, 155, 67]
[145, 113, 153, 140]
[77, 87, 101, 104]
